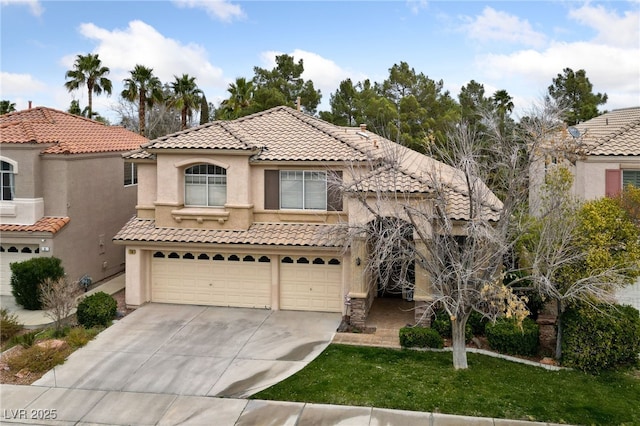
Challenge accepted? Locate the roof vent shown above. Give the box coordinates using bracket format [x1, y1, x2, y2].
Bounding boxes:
[360, 124, 366, 131]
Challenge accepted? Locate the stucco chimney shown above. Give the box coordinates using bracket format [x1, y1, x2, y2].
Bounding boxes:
[360, 124, 366, 132]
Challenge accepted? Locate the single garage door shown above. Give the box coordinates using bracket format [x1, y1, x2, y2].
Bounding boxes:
[152, 251, 271, 308]
[0, 244, 40, 296]
[280, 256, 342, 312]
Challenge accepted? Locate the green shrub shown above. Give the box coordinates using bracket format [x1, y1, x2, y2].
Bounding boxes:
[1, 308, 22, 341]
[399, 326, 444, 349]
[10, 257, 64, 310]
[468, 311, 489, 336]
[76, 292, 117, 328]
[65, 326, 100, 348]
[485, 317, 539, 356]
[7, 345, 71, 373]
[431, 310, 473, 342]
[561, 303, 640, 373]
[7, 330, 41, 348]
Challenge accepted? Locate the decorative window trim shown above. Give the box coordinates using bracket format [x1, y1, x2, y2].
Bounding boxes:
[1, 160, 16, 201]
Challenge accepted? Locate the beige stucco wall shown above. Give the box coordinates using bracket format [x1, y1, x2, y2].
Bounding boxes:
[574, 156, 640, 200]
[40, 153, 137, 284]
[1, 146, 46, 224]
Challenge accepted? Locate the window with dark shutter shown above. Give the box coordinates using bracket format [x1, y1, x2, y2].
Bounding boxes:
[264, 170, 280, 210]
[327, 170, 343, 211]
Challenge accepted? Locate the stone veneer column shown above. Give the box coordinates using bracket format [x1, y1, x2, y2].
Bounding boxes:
[347, 236, 371, 329]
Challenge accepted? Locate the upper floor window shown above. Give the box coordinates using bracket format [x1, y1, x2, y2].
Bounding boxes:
[185, 164, 227, 207]
[124, 162, 138, 186]
[1, 161, 14, 201]
[280, 170, 326, 210]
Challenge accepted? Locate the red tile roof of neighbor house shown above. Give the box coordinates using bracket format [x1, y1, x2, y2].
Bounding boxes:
[0, 217, 70, 234]
[0, 107, 148, 154]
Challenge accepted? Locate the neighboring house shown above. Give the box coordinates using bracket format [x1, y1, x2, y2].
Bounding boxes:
[114, 106, 501, 326]
[0, 106, 148, 299]
[530, 106, 640, 310]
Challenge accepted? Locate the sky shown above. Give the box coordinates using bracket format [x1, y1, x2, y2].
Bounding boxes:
[1, 0, 639, 124]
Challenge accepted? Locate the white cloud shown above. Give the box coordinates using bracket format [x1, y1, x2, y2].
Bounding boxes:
[477, 41, 640, 110]
[258, 49, 367, 100]
[171, 0, 244, 22]
[0, 72, 47, 97]
[67, 20, 226, 91]
[569, 3, 639, 48]
[0, 0, 43, 17]
[461, 6, 547, 48]
[406, 0, 428, 15]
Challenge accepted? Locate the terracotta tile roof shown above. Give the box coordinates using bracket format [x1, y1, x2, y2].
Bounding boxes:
[0, 216, 70, 234]
[138, 106, 502, 221]
[1, 107, 148, 154]
[143, 106, 372, 162]
[574, 107, 640, 156]
[114, 217, 345, 247]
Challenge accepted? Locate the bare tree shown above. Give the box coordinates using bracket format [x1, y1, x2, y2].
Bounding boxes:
[40, 277, 80, 336]
[337, 99, 567, 369]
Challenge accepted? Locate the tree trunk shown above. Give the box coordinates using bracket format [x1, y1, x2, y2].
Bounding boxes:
[451, 318, 468, 369]
[139, 93, 146, 136]
[555, 301, 563, 360]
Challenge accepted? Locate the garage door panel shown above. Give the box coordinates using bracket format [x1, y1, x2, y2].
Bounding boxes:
[152, 253, 271, 308]
[280, 260, 342, 313]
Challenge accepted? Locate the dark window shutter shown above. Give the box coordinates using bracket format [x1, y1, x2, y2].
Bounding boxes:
[327, 170, 343, 211]
[265, 170, 280, 210]
[605, 169, 621, 198]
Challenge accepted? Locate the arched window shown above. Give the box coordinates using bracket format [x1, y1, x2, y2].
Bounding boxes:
[197, 253, 209, 260]
[228, 254, 240, 261]
[212, 254, 225, 261]
[243, 255, 255, 262]
[297, 257, 309, 264]
[312, 258, 325, 264]
[168, 252, 180, 259]
[153, 252, 165, 258]
[258, 256, 271, 263]
[1, 161, 15, 201]
[183, 253, 194, 259]
[281, 257, 294, 264]
[185, 164, 227, 207]
[329, 258, 341, 265]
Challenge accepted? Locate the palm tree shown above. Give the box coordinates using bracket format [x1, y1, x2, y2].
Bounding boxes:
[492, 89, 514, 135]
[1, 100, 16, 115]
[121, 65, 164, 136]
[64, 53, 112, 119]
[170, 74, 202, 130]
[220, 77, 254, 119]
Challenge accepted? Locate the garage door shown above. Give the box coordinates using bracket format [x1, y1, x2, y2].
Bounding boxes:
[280, 256, 342, 312]
[0, 244, 40, 296]
[152, 252, 271, 308]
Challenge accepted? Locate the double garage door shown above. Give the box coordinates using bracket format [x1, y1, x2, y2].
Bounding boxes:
[151, 251, 342, 312]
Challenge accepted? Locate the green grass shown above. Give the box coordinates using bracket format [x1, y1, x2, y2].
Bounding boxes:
[253, 344, 640, 425]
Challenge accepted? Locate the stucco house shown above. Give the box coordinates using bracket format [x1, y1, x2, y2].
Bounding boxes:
[530, 106, 640, 309]
[0, 106, 148, 299]
[114, 106, 501, 326]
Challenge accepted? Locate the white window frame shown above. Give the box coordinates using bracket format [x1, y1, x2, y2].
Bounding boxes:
[124, 162, 138, 186]
[1, 160, 15, 201]
[280, 170, 327, 210]
[184, 164, 227, 207]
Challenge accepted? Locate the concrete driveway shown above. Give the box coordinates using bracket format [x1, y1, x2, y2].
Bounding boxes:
[34, 304, 341, 398]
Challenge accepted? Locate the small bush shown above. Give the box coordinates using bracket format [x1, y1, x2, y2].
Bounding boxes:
[10, 257, 65, 310]
[76, 292, 117, 328]
[468, 311, 489, 336]
[65, 326, 100, 348]
[7, 345, 71, 373]
[399, 326, 444, 349]
[561, 303, 640, 373]
[485, 317, 539, 356]
[7, 330, 41, 348]
[431, 310, 473, 342]
[1, 308, 22, 341]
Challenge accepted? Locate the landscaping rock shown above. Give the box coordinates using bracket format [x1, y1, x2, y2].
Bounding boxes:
[36, 339, 69, 351]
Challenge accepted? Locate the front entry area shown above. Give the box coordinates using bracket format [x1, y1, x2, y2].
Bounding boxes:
[148, 251, 343, 313]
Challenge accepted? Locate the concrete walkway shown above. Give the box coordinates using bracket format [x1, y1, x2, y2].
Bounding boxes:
[0, 384, 560, 425]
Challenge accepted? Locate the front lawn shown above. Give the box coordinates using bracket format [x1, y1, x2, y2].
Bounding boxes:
[253, 344, 640, 425]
